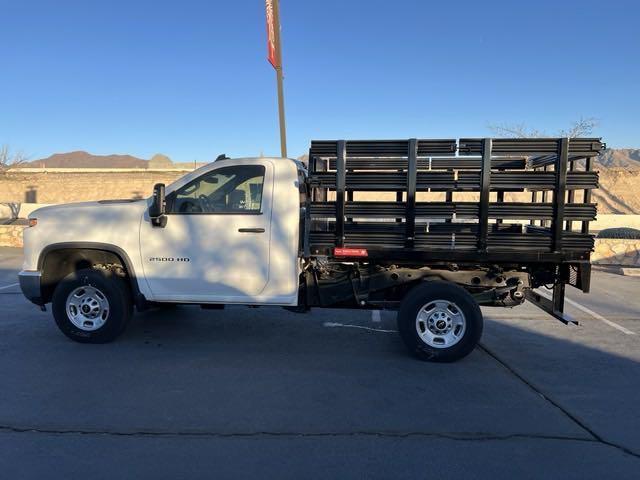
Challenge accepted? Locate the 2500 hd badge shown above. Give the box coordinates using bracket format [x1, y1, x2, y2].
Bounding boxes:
[148, 257, 191, 262]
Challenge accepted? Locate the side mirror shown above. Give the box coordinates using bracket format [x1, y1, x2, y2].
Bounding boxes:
[150, 183, 167, 227]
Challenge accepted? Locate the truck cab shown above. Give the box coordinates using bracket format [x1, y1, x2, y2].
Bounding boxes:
[20, 157, 304, 311]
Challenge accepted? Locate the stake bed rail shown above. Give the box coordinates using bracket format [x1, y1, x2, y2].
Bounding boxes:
[306, 137, 602, 259]
[305, 137, 604, 322]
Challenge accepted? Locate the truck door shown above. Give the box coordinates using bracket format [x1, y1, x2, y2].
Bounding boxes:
[139, 160, 273, 302]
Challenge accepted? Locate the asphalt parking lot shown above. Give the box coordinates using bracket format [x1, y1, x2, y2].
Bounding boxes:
[1, 246, 640, 479]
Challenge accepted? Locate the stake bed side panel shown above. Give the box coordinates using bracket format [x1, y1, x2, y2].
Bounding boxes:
[307, 137, 602, 263]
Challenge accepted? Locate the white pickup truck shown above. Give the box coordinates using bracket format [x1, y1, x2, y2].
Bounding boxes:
[19, 138, 602, 362]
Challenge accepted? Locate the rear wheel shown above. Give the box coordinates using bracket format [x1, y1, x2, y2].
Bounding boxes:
[397, 281, 483, 362]
[52, 268, 132, 343]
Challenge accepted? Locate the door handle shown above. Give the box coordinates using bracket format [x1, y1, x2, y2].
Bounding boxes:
[238, 228, 265, 233]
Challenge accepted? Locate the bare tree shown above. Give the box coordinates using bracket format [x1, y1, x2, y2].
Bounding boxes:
[557, 117, 599, 138]
[0, 145, 29, 222]
[488, 116, 598, 138]
[487, 122, 548, 138]
[0, 144, 28, 171]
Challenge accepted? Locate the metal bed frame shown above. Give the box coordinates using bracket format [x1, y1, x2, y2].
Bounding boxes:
[304, 137, 604, 323]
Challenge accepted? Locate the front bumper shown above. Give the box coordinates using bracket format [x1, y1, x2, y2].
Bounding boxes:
[19, 271, 44, 306]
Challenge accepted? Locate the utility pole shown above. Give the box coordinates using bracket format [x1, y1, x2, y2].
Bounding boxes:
[265, 0, 287, 157]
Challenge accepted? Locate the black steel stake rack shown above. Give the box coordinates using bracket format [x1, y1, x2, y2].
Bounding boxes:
[305, 137, 604, 323]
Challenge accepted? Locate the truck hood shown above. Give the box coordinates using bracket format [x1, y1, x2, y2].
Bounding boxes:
[29, 199, 148, 220]
[21, 198, 150, 273]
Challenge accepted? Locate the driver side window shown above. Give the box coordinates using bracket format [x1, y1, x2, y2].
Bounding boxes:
[168, 165, 265, 214]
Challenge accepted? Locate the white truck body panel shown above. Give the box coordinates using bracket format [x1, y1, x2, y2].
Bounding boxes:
[22, 157, 302, 306]
[22, 200, 151, 295]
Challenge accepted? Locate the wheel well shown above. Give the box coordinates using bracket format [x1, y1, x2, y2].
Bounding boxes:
[40, 248, 131, 303]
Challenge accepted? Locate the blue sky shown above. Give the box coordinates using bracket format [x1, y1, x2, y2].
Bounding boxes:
[1, 0, 638, 162]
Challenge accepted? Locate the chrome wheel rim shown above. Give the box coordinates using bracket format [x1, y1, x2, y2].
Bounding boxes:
[415, 300, 466, 348]
[66, 286, 110, 331]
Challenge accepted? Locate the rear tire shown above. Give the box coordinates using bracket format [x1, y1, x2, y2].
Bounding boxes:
[397, 281, 483, 362]
[52, 268, 132, 343]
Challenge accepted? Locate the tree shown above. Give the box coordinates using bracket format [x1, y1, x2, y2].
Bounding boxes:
[1, 145, 29, 221]
[488, 116, 598, 138]
[0, 144, 28, 171]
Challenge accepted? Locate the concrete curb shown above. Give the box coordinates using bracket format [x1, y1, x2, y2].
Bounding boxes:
[620, 267, 640, 277]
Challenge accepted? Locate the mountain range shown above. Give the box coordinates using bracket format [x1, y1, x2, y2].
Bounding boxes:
[26, 151, 148, 168]
[25, 151, 173, 169]
[596, 149, 640, 169]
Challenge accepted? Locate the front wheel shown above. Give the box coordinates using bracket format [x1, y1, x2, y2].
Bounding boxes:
[52, 268, 132, 343]
[397, 281, 483, 362]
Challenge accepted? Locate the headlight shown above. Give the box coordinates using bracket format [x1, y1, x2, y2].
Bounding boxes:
[28, 218, 38, 227]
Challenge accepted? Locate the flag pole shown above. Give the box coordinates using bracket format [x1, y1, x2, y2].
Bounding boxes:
[266, 0, 287, 158]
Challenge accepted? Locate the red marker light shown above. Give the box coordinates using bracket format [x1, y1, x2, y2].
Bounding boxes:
[334, 248, 368, 257]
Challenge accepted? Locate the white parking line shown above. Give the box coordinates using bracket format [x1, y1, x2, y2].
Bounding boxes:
[564, 296, 636, 335]
[0, 283, 19, 291]
[534, 288, 635, 335]
[371, 310, 381, 323]
[323, 322, 397, 333]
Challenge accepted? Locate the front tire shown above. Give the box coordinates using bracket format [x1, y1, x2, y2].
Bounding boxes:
[397, 281, 483, 362]
[52, 268, 132, 343]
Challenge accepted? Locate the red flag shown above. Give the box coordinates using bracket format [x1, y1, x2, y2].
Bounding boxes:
[265, 0, 279, 68]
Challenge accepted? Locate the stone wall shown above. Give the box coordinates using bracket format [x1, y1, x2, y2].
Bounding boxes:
[0, 170, 185, 204]
[2, 167, 640, 214]
[0, 225, 27, 248]
[1, 169, 639, 265]
[2, 168, 640, 217]
[592, 239, 640, 266]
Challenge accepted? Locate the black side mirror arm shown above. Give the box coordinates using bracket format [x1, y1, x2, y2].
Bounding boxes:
[150, 183, 167, 228]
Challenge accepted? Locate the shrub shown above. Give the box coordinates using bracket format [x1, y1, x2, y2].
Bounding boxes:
[597, 227, 640, 239]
